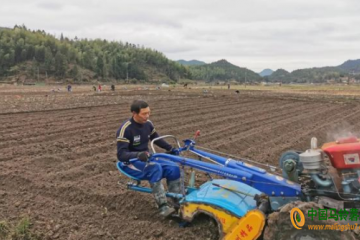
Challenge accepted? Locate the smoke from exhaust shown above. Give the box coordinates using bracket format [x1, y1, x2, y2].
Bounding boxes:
[326, 122, 360, 142]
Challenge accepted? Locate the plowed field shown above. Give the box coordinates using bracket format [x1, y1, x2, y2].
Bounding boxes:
[1, 86, 360, 239]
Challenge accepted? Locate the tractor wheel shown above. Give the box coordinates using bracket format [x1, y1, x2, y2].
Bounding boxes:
[189, 214, 219, 240]
[263, 201, 359, 240]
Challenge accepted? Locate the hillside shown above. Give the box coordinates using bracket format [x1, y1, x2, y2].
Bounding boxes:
[268, 60, 360, 83]
[259, 69, 274, 77]
[189, 59, 262, 82]
[338, 59, 360, 73]
[177, 59, 206, 66]
[0, 27, 11, 31]
[0, 25, 192, 83]
[268, 67, 347, 83]
[267, 69, 290, 82]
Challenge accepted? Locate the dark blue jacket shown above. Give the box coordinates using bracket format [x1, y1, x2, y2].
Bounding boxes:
[116, 118, 172, 162]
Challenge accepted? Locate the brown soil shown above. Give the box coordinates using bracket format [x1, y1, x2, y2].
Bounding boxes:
[1, 86, 360, 239]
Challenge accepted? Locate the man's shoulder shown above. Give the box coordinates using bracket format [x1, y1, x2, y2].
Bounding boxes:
[117, 119, 132, 137]
[118, 119, 132, 129]
[120, 119, 132, 126]
[146, 120, 154, 127]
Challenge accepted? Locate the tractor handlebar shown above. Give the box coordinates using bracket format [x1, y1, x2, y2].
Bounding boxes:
[150, 135, 182, 153]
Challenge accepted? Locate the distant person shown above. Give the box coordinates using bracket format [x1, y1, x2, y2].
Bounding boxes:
[98, 84, 102, 92]
[228, 83, 230, 90]
[67, 84, 72, 92]
[111, 84, 115, 91]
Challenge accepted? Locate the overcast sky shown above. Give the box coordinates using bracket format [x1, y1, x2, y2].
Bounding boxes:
[1, 0, 360, 72]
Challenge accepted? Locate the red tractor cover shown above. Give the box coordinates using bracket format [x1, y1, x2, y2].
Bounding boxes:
[322, 137, 360, 169]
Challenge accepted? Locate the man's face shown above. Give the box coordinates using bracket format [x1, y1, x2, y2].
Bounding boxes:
[133, 107, 150, 124]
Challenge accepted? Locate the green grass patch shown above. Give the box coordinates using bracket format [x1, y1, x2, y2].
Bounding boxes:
[0, 221, 11, 239]
[0, 217, 42, 240]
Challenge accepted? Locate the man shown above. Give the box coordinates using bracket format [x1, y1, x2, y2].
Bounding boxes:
[116, 100, 181, 217]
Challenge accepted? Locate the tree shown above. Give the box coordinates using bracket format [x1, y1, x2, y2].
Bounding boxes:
[54, 52, 67, 77]
[31, 59, 39, 80]
[0, 27, 193, 81]
[69, 65, 80, 80]
[35, 45, 45, 62]
[96, 54, 104, 78]
[26, 45, 35, 60]
[14, 38, 24, 63]
[20, 49, 27, 62]
[82, 49, 95, 70]
[44, 47, 54, 74]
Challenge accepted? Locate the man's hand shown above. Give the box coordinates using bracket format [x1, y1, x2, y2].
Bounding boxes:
[137, 151, 150, 162]
[166, 147, 179, 156]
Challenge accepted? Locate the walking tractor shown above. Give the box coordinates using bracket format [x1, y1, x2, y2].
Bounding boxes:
[117, 132, 360, 240]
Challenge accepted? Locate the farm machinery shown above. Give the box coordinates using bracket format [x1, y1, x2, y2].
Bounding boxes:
[117, 132, 360, 240]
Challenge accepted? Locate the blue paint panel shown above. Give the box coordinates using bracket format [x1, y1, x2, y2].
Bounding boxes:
[117, 161, 141, 181]
[154, 152, 301, 197]
[184, 179, 262, 217]
[190, 148, 302, 197]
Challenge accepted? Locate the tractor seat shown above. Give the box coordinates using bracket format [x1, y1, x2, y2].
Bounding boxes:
[116, 161, 141, 182]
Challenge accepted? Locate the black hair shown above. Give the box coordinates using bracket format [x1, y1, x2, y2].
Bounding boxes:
[130, 100, 149, 113]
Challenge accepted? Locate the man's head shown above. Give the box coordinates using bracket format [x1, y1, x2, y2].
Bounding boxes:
[131, 100, 150, 124]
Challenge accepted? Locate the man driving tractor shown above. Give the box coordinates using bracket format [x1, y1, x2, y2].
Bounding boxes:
[116, 100, 181, 217]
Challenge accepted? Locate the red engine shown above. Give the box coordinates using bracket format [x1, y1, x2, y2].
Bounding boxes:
[322, 136, 360, 169]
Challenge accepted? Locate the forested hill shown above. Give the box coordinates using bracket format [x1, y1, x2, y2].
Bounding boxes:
[338, 59, 360, 73]
[0, 26, 191, 82]
[267, 66, 360, 83]
[267, 60, 360, 83]
[189, 59, 262, 82]
[176, 59, 206, 66]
